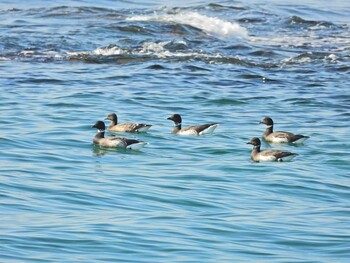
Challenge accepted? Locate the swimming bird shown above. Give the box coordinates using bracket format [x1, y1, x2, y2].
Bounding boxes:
[92, 121, 147, 150]
[167, 114, 218, 135]
[247, 137, 298, 162]
[104, 113, 152, 133]
[259, 117, 309, 144]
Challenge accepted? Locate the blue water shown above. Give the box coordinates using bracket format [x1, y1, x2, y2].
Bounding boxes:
[1, 0, 350, 262]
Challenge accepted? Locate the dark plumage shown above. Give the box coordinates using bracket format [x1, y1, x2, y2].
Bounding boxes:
[105, 113, 152, 133]
[92, 121, 147, 150]
[167, 114, 218, 136]
[247, 137, 298, 162]
[260, 117, 309, 144]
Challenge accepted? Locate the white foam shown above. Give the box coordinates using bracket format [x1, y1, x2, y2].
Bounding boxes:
[66, 40, 223, 61]
[20, 50, 35, 56]
[325, 54, 339, 62]
[94, 46, 124, 56]
[127, 11, 248, 39]
[250, 34, 350, 52]
[250, 35, 312, 48]
[67, 46, 125, 57]
[140, 41, 171, 55]
[282, 52, 341, 65]
[282, 55, 312, 64]
[308, 24, 327, 31]
[139, 40, 221, 59]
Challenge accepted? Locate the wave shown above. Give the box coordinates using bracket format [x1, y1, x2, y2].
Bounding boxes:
[287, 15, 335, 28]
[63, 41, 263, 67]
[1, 40, 345, 68]
[250, 33, 350, 52]
[282, 52, 342, 65]
[67, 41, 227, 62]
[126, 11, 248, 39]
[1, 5, 348, 68]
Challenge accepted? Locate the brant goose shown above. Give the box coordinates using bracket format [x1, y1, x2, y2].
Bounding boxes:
[247, 137, 298, 162]
[167, 114, 218, 136]
[260, 117, 309, 144]
[105, 113, 152, 133]
[92, 121, 147, 150]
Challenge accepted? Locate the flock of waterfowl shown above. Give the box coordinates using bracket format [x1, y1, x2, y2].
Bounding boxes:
[92, 113, 309, 162]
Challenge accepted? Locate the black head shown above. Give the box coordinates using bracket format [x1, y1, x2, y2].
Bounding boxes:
[247, 137, 261, 147]
[105, 113, 117, 121]
[259, 117, 274, 126]
[92, 120, 106, 131]
[167, 114, 182, 124]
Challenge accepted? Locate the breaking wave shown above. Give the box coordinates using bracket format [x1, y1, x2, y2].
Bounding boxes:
[127, 11, 248, 39]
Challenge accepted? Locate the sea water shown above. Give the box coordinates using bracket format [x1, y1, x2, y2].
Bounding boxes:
[0, 0, 350, 262]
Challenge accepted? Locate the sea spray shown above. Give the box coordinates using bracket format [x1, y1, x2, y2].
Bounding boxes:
[127, 11, 248, 39]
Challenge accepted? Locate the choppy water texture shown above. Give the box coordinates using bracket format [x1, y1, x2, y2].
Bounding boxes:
[1, 0, 350, 262]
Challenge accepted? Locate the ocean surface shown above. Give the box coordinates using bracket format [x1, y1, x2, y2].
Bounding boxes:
[1, 0, 350, 262]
